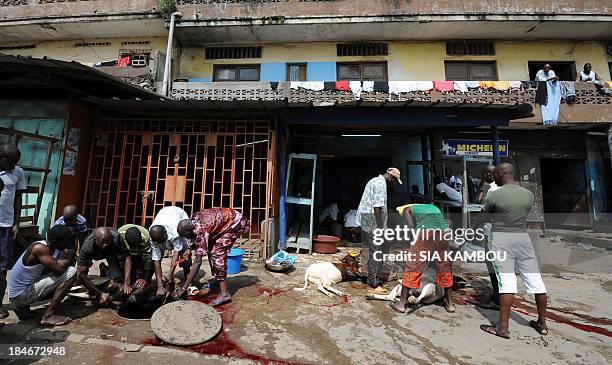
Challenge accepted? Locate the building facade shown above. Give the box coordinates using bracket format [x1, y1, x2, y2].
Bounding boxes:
[1, 1, 611, 255]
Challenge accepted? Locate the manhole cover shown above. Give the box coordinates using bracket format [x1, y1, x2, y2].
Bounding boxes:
[151, 300, 222, 346]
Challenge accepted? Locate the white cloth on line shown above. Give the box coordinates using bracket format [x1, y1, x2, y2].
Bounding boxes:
[349, 81, 363, 98]
[362, 81, 374, 92]
[290, 82, 324, 91]
[454, 81, 468, 93]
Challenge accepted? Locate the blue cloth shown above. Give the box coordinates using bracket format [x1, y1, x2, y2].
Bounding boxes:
[542, 81, 561, 125]
[54, 214, 88, 233]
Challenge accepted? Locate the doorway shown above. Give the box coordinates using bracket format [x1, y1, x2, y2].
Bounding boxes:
[539, 158, 589, 227]
[528, 61, 576, 81]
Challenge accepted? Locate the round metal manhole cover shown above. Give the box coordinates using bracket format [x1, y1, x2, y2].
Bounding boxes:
[151, 300, 222, 346]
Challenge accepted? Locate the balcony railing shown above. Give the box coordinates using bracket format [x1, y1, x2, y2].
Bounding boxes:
[171, 81, 611, 107]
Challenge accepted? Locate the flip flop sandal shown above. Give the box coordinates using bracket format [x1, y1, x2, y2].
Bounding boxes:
[388, 301, 406, 313]
[529, 320, 549, 335]
[445, 304, 456, 313]
[480, 324, 510, 339]
[40, 317, 72, 327]
[211, 297, 232, 307]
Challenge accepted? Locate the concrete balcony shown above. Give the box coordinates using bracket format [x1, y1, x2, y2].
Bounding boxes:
[0, 0, 165, 41]
[174, 0, 612, 44]
[170, 80, 612, 127]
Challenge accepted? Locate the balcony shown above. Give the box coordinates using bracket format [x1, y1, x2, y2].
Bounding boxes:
[0, 0, 165, 42]
[174, 0, 612, 44]
[170, 80, 612, 126]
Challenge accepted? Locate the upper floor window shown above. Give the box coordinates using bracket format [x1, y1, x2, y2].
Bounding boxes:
[445, 61, 497, 81]
[337, 62, 387, 81]
[213, 65, 260, 82]
[287, 63, 307, 81]
[528, 62, 576, 81]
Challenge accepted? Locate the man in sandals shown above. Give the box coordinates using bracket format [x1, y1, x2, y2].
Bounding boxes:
[173, 208, 249, 306]
[480, 163, 548, 339]
[8, 225, 76, 326]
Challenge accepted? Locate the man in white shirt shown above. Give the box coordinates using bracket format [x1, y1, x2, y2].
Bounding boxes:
[343, 209, 360, 243]
[434, 176, 462, 203]
[444, 167, 462, 193]
[534, 64, 559, 82]
[149, 206, 190, 297]
[0, 144, 26, 319]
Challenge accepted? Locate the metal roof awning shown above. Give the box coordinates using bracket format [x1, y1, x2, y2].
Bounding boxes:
[0, 54, 168, 102]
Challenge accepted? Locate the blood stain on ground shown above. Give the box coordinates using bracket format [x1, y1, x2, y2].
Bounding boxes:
[512, 298, 612, 338]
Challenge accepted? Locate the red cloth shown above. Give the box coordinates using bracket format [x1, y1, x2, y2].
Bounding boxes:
[116, 56, 130, 68]
[433, 81, 454, 92]
[335, 81, 350, 91]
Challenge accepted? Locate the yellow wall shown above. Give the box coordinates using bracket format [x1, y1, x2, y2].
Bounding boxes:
[179, 40, 610, 81]
[0, 37, 167, 66]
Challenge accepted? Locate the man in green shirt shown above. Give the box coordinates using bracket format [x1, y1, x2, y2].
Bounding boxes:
[390, 203, 454, 313]
[117, 224, 156, 305]
[480, 163, 548, 339]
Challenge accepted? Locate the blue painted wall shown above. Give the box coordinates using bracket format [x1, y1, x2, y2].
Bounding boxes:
[307, 62, 336, 81]
[260, 63, 287, 82]
[0, 100, 67, 233]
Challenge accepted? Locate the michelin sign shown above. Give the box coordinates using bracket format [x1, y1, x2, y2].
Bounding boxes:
[442, 139, 509, 157]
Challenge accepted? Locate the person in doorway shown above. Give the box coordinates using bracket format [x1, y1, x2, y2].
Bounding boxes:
[149, 206, 191, 297]
[77, 227, 131, 305]
[477, 165, 500, 204]
[535, 64, 559, 82]
[173, 208, 249, 306]
[54, 205, 88, 254]
[0, 144, 26, 319]
[577, 63, 610, 94]
[434, 176, 462, 204]
[117, 224, 156, 304]
[343, 209, 361, 243]
[390, 203, 455, 313]
[8, 225, 76, 326]
[357, 167, 402, 294]
[576, 63, 603, 83]
[444, 167, 462, 193]
[480, 163, 548, 339]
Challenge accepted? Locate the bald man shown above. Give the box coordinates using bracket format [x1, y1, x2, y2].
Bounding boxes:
[480, 163, 548, 339]
[0, 144, 26, 319]
[54, 205, 88, 253]
[77, 227, 130, 305]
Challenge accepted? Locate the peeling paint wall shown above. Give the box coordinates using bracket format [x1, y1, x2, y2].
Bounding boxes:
[178, 41, 610, 81]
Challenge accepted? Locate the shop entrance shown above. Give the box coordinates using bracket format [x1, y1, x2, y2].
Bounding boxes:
[539, 158, 590, 227]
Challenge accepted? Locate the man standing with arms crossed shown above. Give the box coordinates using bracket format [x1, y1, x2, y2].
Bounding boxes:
[480, 163, 548, 338]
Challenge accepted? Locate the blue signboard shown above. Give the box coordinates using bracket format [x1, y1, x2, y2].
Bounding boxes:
[442, 139, 509, 157]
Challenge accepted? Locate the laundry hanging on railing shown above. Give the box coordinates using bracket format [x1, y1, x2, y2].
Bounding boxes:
[541, 80, 561, 125]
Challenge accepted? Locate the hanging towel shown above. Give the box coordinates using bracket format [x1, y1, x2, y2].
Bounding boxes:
[270, 82, 279, 91]
[559, 81, 576, 99]
[323, 82, 336, 91]
[542, 81, 561, 125]
[116, 56, 130, 67]
[466, 81, 480, 89]
[433, 81, 454, 92]
[388, 81, 417, 94]
[291, 82, 324, 91]
[349, 81, 363, 98]
[453, 81, 468, 93]
[479, 81, 495, 89]
[362, 81, 374, 92]
[509, 81, 522, 89]
[491, 81, 510, 91]
[416, 81, 433, 91]
[535, 81, 548, 105]
[373, 81, 389, 92]
[335, 81, 350, 92]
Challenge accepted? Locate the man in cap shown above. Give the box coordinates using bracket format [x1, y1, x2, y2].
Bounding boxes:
[357, 167, 402, 294]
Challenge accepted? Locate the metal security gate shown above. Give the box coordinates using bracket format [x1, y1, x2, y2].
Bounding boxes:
[83, 120, 275, 242]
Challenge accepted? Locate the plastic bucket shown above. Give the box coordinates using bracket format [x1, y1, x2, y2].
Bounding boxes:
[227, 248, 244, 275]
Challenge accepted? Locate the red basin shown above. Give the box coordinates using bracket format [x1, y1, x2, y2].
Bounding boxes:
[312, 235, 340, 254]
